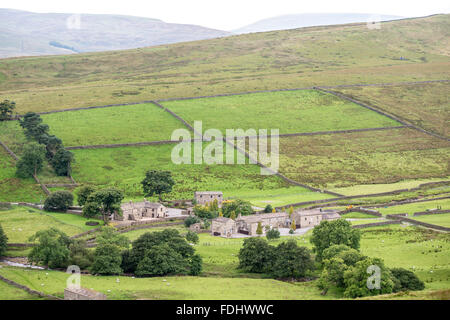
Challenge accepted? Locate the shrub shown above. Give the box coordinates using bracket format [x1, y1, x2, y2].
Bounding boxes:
[263, 205, 273, 213]
[0, 100, 16, 121]
[221, 199, 253, 217]
[390, 268, 425, 292]
[90, 243, 123, 275]
[266, 228, 280, 240]
[0, 224, 8, 257]
[68, 240, 94, 270]
[135, 244, 187, 276]
[76, 186, 95, 206]
[189, 254, 203, 276]
[193, 205, 217, 219]
[186, 230, 199, 244]
[16, 143, 46, 178]
[51, 149, 74, 176]
[44, 191, 74, 212]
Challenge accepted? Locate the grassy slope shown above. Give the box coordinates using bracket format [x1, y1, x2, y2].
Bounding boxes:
[337, 82, 450, 137]
[163, 90, 399, 135]
[0, 148, 44, 203]
[0, 280, 40, 300]
[42, 103, 185, 146]
[0, 224, 447, 300]
[0, 15, 448, 113]
[70, 143, 329, 204]
[0, 206, 100, 243]
[411, 213, 450, 227]
[377, 198, 450, 216]
[274, 128, 450, 188]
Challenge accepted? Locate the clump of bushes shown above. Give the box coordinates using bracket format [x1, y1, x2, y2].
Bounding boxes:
[44, 191, 74, 212]
[0, 224, 8, 257]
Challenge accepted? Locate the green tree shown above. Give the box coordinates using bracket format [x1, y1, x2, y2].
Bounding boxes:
[256, 222, 263, 235]
[28, 228, 71, 268]
[186, 230, 199, 244]
[184, 216, 200, 228]
[141, 170, 175, 201]
[135, 243, 188, 276]
[83, 188, 124, 224]
[43, 191, 74, 212]
[343, 257, 395, 298]
[266, 228, 280, 240]
[221, 199, 253, 217]
[68, 240, 94, 270]
[310, 219, 361, 261]
[263, 204, 273, 213]
[40, 134, 63, 158]
[270, 240, 314, 279]
[95, 227, 129, 250]
[76, 185, 96, 206]
[230, 211, 236, 220]
[0, 100, 16, 121]
[16, 142, 46, 178]
[288, 206, 294, 217]
[0, 224, 8, 257]
[193, 205, 217, 219]
[390, 268, 425, 292]
[238, 238, 274, 273]
[90, 243, 123, 275]
[19, 112, 49, 140]
[189, 254, 203, 276]
[51, 149, 74, 176]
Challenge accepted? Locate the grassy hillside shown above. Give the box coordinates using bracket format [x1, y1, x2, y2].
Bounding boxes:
[0, 15, 448, 113]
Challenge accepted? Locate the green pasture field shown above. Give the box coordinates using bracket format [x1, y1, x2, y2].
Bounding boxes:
[162, 90, 400, 135]
[0, 15, 449, 114]
[70, 143, 328, 204]
[0, 280, 40, 300]
[0, 224, 448, 300]
[411, 213, 450, 228]
[347, 218, 387, 226]
[340, 212, 380, 219]
[41, 103, 185, 147]
[376, 198, 450, 216]
[0, 206, 100, 243]
[337, 82, 450, 137]
[0, 148, 45, 203]
[271, 128, 450, 189]
[330, 177, 450, 196]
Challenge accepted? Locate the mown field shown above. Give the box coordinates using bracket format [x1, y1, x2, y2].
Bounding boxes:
[411, 213, 450, 228]
[271, 128, 450, 189]
[335, 82, 450, 137]
[0, 224, 448, 300]
[0, 206, 100, 243]
[162, 89, 400, 135]
[70, 142, 329, 204]
[0, 149, 44, 203]
[376, 198, 450, 216]
[0, 15, 448, 114]
[42, 103, 185, 146]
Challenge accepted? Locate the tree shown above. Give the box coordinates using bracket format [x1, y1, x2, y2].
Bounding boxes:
[51, 149, 74, 176]
[16, 143, 46, 178]
[184, 216, 200, 228]
[310, 219, 361, 261]
[263, 205, 273, 213]
[0, 100, 16, 121]
[84, 189, 124, 224]
[189, 254, 203, 276]
[90, 243, 123, 275]
[266, 228, 280, 240]
[28, 228, 71, 268]
[43, 191, 74, 212]
[141, 170, 175, 200]
[290, 219, 296, 232]
[95, 227, 129, 250]
[238, 238, 274, 273]
[186, 230, 199, 244]
[76, 185, 96, 206]
[135, 244, 188, 276]
[288, 206, 294, 218]
[0, 224, 8, 257]
[390, 268, 425, 292]
[193, 205, 217, 219]
[271, 240, 314, 279]
[343, 257, 395, 298]
[68, 240, 94, 270]
[221, 199, 253, 217]
[40, 134, 63, 158]
[19, 112, 49, 140]
[256, 222, 263, 235]
[230, 211, 236, 220]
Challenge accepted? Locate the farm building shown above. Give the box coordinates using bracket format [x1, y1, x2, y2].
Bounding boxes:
[211, 209, 340, 238]
[194, 191, 223, 206]
[116, 200, 168, 221]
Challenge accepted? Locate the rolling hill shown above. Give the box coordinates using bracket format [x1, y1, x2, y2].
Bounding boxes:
[233, 13, 404, 34]
[0, 8, 230, 58]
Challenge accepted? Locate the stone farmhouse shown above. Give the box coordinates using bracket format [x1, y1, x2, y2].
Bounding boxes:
[194, 191, 223, 206]
[211, 209, 340, 238]
[115, 200, 168, 221]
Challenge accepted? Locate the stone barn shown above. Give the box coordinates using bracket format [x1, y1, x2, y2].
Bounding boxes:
[292, 209, 340, 228]
[211, 217, 236, 237]
[235, 212, 290, 236]
[195, 191, 223, 206]
[117, 200, 168, 221]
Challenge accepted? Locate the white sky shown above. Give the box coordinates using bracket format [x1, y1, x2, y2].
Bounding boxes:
[2, 0, 449, 30]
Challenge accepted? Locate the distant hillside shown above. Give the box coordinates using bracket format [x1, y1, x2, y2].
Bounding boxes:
[233, 13, 405, 33]
[0, 8, 230, 58]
